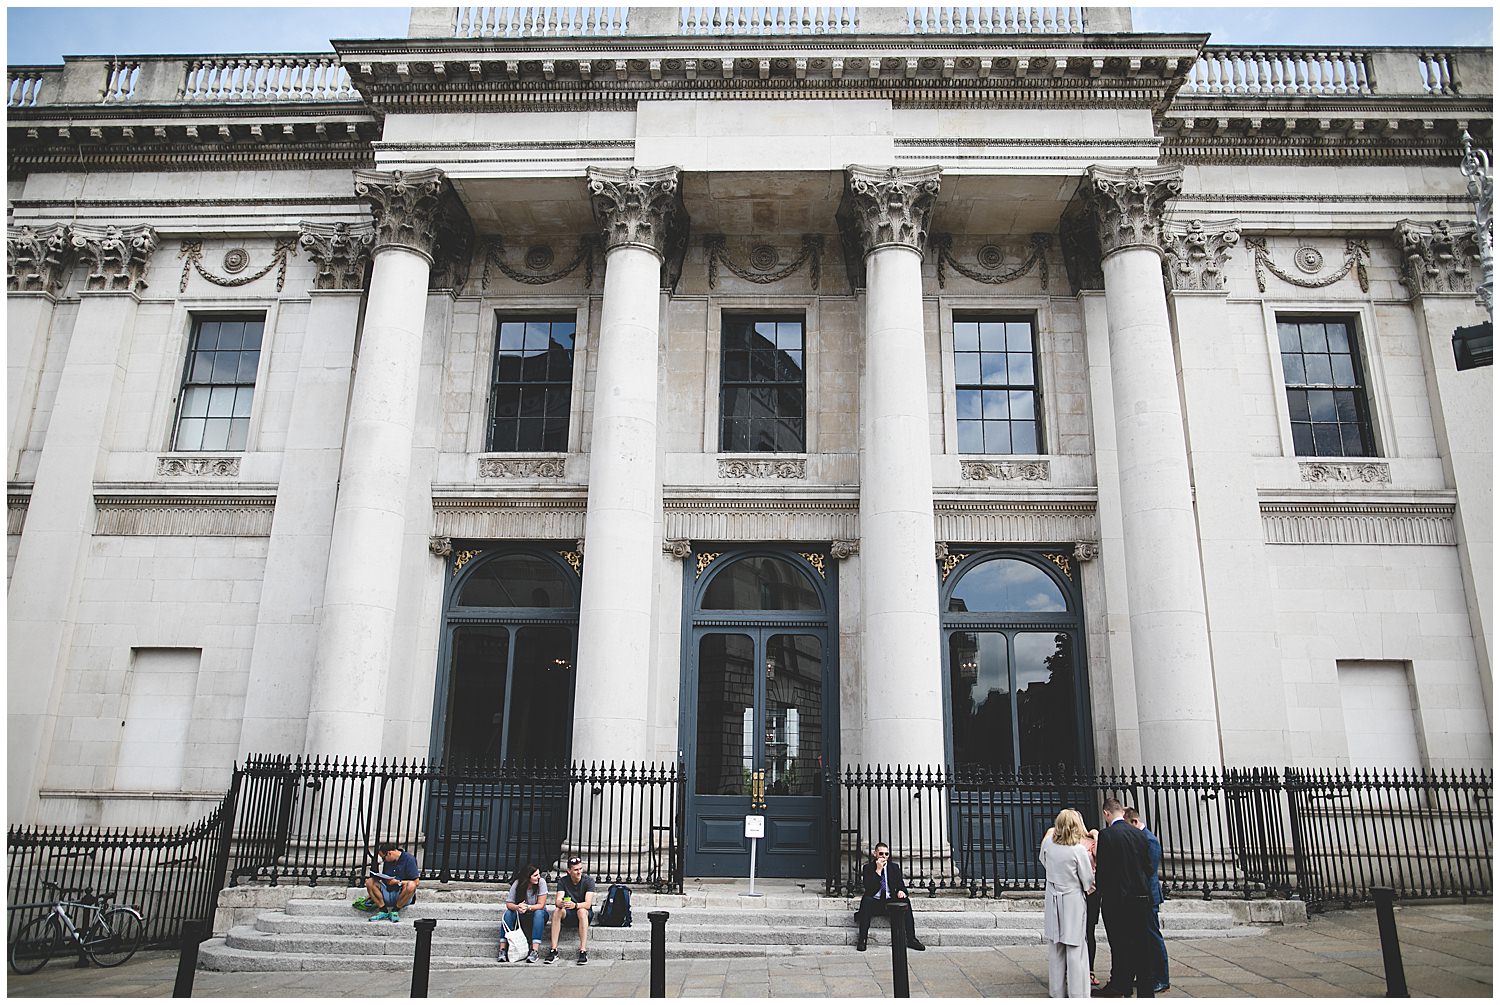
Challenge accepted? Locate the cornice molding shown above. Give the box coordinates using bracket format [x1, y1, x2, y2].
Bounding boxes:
[92, 491, 276, 537]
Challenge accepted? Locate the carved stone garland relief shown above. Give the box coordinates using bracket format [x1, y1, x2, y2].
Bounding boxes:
[481, 235, 596, 289]
[933, 233, 1051, 289]
[178, 237, 297, 293]
[704, 234, 823, 289]
[1245, 236, 1370, 293]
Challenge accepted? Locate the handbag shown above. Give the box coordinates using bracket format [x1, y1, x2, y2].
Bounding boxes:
[499, 914, 531, 963]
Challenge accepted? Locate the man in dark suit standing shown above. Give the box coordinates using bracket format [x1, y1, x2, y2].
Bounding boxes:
[1092, 798, 1154, 998]
[853, 842, 926, 952]
[1126, 807, 1170, 994]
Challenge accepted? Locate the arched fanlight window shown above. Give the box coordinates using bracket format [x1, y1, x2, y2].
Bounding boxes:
[947, 557, 1067, 614]
[457, 552, 577, 608]
[702, 555, 822, 611]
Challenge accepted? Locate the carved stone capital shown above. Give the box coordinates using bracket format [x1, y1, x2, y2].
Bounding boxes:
[831, 539, 860, 560]
[587, 165, 686, 259]
[836, 164, 941, 287]
[960, 459, 1050, 482]
[1396, 220, 1481, 296]
[934, 541, 951, 561]
[429, 535, 453, 557]
[663, 538, 693, 559]
[1163, 219, 1241, 291]
[299, 221, 375, 290]
[1081, 164, 1183, 259]
[1073, 541, 1099, 563]
[353, 168, 473, 274]
[70, 223, 157, 292]
[8, 224, 74, 294]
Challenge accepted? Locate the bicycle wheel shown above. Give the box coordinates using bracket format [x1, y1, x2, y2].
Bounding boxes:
[9, 914, 63, 975]
[82, 907, 144, 967]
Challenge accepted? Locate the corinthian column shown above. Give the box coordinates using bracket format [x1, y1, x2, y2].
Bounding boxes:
[837, 165, 947, 766]
[1083, 165, 1221, 767]
[304, 170, 470, 756]
[571, 166, 686, 765]
[8, 224, 157, 819]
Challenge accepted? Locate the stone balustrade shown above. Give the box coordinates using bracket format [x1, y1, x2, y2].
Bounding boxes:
[7, 54, 357, 107]
[1183, 45, 1481, 97]
[179, 56, 356, 102]
[7, 67, 59, 107]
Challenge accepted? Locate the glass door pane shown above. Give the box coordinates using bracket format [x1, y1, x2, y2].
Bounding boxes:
[505, 626, 575, 764]
[949, 631, 1013, 770]
[696, 634, 756, 795]
[444, 625, 510, 764]
[765, 634, 822, 796]
[1014, 631, 1078, 770]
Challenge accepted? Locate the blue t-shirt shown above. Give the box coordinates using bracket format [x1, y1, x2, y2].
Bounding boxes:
[376, 851, 419, 883]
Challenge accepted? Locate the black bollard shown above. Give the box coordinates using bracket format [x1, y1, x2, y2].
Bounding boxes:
[887, 900, 911, 999]
[173, 919, 206, 997]
[410, 918, 438, 998]
[648, 910, 670, 998]
[1372, 887, 1409, 997]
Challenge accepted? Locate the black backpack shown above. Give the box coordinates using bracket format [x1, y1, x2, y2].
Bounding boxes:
[596, 883, 632, 927]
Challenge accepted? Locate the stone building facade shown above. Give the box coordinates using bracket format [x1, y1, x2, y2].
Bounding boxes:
[6, 8, 1493, 875]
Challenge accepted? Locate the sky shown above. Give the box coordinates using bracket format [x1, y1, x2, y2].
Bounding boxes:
[4, 3, 1494, 65]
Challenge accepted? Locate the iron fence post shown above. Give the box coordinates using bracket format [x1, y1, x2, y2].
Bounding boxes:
[173, 919, 205, 997]
[648, 910, 669, 997]
[1372, 887, 1409, 997]
[410, 917, 437, 997]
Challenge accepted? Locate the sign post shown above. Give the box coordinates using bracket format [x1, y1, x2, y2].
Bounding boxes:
[742, 814, 765, 898]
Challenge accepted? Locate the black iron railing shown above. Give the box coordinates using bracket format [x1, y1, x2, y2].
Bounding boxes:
[227, 756, 686, 892]
[6, 772, 240, 949]
[824, 765, 1489, 911]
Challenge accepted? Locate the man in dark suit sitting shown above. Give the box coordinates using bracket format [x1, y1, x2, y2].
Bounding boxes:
[853, 842, 926, 952]
[1092, 798, 1155, 998]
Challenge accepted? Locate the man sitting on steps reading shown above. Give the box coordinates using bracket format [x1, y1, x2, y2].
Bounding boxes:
[854, 842, 926, 953]
[358, 841, 419, 923]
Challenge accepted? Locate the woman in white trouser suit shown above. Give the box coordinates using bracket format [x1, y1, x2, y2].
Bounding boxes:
[1040, 809, 1096, 998]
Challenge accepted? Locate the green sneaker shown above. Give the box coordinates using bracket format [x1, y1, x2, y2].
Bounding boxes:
[353, 897, 377, 912]
[369, 910, 390, 922]
[386, 911, 400, 923]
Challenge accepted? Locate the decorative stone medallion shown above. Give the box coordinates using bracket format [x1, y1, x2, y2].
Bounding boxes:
[1293, 247, 1324, 273]
[222, 248, 250, 273]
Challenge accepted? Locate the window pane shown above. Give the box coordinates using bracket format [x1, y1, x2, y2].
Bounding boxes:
[202, 418, 230, 450]
[227, 418, 249, 452]
[750, 351, 775, 381]
[776, 322, 803, 349]
[216, 321, 244, 350]
[445, 625, 509, 764]
[211, 352, 239, 382]
[776, 386, 803, 418]
[1007, 352, 1034, 386]
[949, 558, 1067, 613]
[958, 420, 985, 454]
[1330, 354, 1356, 386]
[207, 386, 236, 418]
[520, 352, 549, 383]
[1304, 354, 1333, 384]
[194, 321, 220, 350]
[949, 632, 1013, 771]
[175, 418, 204, 451]
[981, 390, 1009, 418]
[1015, 632, 1077, 770]
[723, 351, 749, 381]
[722, 418, 748, 451]
[955, 352, 981, 385]
[956, 389, 982, 420]
[241, 321, 264, 351]
[1308, 389, 1337, 422]
[775, 351, 803, 381]
[1299, 322, 1328, 352]
[1334, 390, 1361, 423]
[752, 320, 777, 347]
[520, 387, 546, 418]
[765, 634, 822, 796]
[1341, 423, 1369, 456]
[499, 322, 525, 352]
[978, 322, 1004, 349]
[984, 420, 1011, 453]
[180, 386, 211, 419]
[954, 322, 979, 352]
[1312, 424, 1343, 455]
[981, 352, 1007, 384]
[696, 634, 754, 795]
[1008, 390, 1036, 420]
[190, 353, 215, 383]
[1005, 322, 1034, 352]
[506, 626, 575, 764]
[524, 321, 550, 350]
[516, 418, 544, 451]
[492, 386, 521, 419]
[1291, 423, 1315, 455]
[545, 387, 570, 419]
[459, 553, 577, 608]
[1286, 389, 1310, 421]
[1324, 323, 1350, 352]
[1277, 322, 1301, 352]
[236, 351, 260, 382]
[703, 556, 821, 611]
[1010, 420, 1038, 454]
[542, 419, 568, 452]
[232, 387, 254, 418]
[749, 384, 776, 417]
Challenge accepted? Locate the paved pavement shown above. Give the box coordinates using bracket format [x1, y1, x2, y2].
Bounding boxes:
[8, 901, 1489, 998]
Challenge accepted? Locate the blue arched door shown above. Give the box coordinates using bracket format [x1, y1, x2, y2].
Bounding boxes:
[682, 549, 836, 878]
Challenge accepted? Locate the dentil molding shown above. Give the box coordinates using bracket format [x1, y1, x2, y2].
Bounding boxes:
[299, 221, 376, 291]
[1261, 501, 1455, 546]
[1081, 164, 1183, 258]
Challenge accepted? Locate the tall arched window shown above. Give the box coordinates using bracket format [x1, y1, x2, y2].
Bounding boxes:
[941, 553, 1089, 772]
[436, 548, 580, 765]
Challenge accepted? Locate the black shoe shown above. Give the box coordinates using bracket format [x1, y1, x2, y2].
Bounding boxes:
[1092, 985, 1127, 998]
[576, 951, 588, 966]
[543, 948, 558, 965]
[855, 935, 867, 952]
[1152, 984, 1170, 994]
[906, 938, 926, 952]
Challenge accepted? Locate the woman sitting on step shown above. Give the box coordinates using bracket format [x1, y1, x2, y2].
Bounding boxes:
[503, 864, 553, 963]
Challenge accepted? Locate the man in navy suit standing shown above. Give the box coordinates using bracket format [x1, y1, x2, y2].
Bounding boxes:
[1126, 807, 1169, 994]
[1091, 797, 1154, 998]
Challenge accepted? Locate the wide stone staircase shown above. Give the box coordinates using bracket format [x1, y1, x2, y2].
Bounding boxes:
[199, 880, 1274, 971]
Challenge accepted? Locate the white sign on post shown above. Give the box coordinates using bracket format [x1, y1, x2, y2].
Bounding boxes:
[742, 815, 766, 897]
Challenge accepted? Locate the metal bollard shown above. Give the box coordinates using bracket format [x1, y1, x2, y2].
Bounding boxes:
[648, 910, 670, 998]
[173, 919, 206, 997]
[887, 900, 911, 999]
[410, 918, 438, 998]
[1371, 887, 1409, 997]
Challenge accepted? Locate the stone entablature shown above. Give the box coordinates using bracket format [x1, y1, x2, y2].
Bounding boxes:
[1261, 500, 1457, 546]
[92, 489, 276, 537]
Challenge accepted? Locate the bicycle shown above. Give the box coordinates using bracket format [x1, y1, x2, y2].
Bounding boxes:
[8, 880, 145, 974]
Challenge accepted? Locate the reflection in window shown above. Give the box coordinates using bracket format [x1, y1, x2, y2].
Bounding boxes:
[488, 317, 575, 452]
[442, 624, 577, 765]
[702, 556, 821, 611]
[696, 634, 754, 795]
[948, 558, 1066, 614]
[720, 316, 806, 453]
[458, 554, 577, 608]
[444, 625, 509, 764]
[1278, 316, 1374, 457]
[949, 632, 1012, 771]
[765, 635, 822, 796]
[1015, 632, 1077, 771]
[954, 317, 1040, 455]
[505, 626, 575, 765]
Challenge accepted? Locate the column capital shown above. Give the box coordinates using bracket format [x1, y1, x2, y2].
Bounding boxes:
[836, 164, 941, 287]
[1396, 219, 1482, 296]
[69, 223, 158, 293]
[353, 168, 473, 273]
[8, 224, 75, 295]
[299, 221, 376, 291]
[587, 165, 687, 259]
[1163, 218, 1242, 292]
[1082, 164, 1183, 259]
